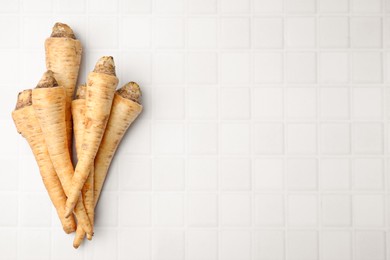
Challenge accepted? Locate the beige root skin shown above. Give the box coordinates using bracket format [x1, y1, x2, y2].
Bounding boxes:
[12, 92, 77, 234]
[51, 22, 76, 39]
[32, 71, 93, 236]
[65, 56, 118, 217]
[75, 84, 86, 99]
[93, 56, 116, 76]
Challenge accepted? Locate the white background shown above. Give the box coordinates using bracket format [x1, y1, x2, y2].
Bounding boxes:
[1, 0, 390, 259]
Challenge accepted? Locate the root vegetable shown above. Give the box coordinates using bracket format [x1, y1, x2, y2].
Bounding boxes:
[72, 82, 142, 248]
[12, 89, 77, 234]
[65, 56, 118, 217]
[32, 71, 92, 237]
[45, 22, 82, 156]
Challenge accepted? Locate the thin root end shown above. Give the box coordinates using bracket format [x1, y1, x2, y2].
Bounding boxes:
[15, 89, 32, 110]
[93, 56, 116, 76]
[116, 82, 142, 104]
[51, 22, 76, 39]
[36, 70, 58, 89]
[75, 84, 87, 99]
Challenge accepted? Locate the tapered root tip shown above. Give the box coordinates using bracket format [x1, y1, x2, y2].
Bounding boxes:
[87, 233, 93, 240]
[75, 84, 87, 99]
[116, 82, 142, 104]
[93, 56, 116, 76]
[51, 22, 76, 39]
[15, 89, 32, 110]
[73, 242, 80, 249]
[36, 70, 58, 89]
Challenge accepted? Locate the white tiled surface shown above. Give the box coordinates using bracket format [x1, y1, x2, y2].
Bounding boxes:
[1, 0, 390, 259]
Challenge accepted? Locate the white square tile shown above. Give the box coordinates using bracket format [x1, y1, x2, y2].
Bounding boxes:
[154, 0, 184, 13]
[320, 87, 350, 119]
[286, 52, 317, 83]
[288, 194, 318, 226]
[286, 158, 317, 190]
[319, 52, 349, 83]
[187, 87, 218, 119]
[319, 17, 349, 48]
[220, 0, 250, 13]
[0, 17, 19, 48]
[286, 17, 316, 48]
[153, 122, 184, 154]
[352, 87, 383, 119]
[351, 52, 382, 83]
[220, 52, 250, 84]
[23, 0, 52, 12]
[254, 158, 284, 190]
[22, 16, 56, 49]
[0, 156, 18, 191]
[353, 158, 383, 190]
[285, 88, 317, 118]
[188, 18, 217, 48]
[119, 120, 151, 154]
[253, 88, 283, 119]
[20, 193, 51, 227]
[187, 52, 217, 83]
[121, 17, 151, 48]
[352, 123, 383, 154]
[119, 230, 151, 260]
[254, 52, 283, 83]
[187, 158, 218, 191]
[220, 193, 251, 226]
[0, 119, 19, 157]
[95, 193, 118, 227]
[220, 88, 250, 119]
[19, 229, 51, 260]
[188, 193, 218, 226]
[152, 157, 184, 190]
[219, 123, 250, 154]
[220, 18, 250, 48]
[355, 231, 385, 260]
[322, 195, 351, 226]
[219, 230, 251, 260]
[351, 17, 382, 48]
[352, 0, 382, 13]
[188, 123, 218, 154]
[187, 230, 217, 260]
[253, 123, 284, 154]
[0, 230, 17, 260]
[320, 123, 350, 154]
[153, 88, 184, 119]
[253, 17, 283, 48]
[254, 0, 283, 13]
[0, 0, 19, 12]
[0, 192, 17, 226]
[153, 193, 184, 226]
[88, 0, 117, 13]
[220, 158, 251, 190]
[286, 0, 316, 13]
[287, 231, 318, 260]
[320, 158, 350, 190]
[154, 17, 184, 48]
[87, 16, 118, 49]
[321, 231, 351, 260]
[152, 230, 184, 260]
[120, 52, 152, 84]
[121, 0, 151, 13]
[90, 229, 118, 260]
[384, 19, 390, 48]
[20, 51, 43, 88]
[353, 195, 384, 226]
[286, 123, 317, 154]
[254, 230, 284, 260]
[120, 193, 151, 226]
[19, 155, 45, 192]
[188, 0, 216, 13]
[153, 53, 184, 83]
[255, 194, 284, 226]
[55, 0, 85, 13]
[319, 0, 348, 12]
